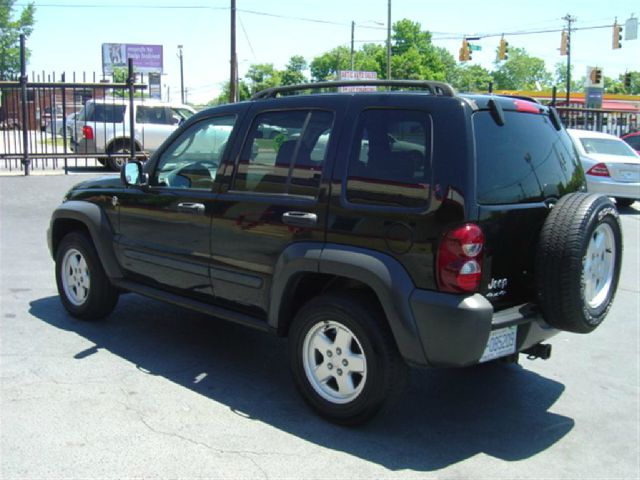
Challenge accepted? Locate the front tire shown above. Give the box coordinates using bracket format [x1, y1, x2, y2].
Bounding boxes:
[288, 293, 408, 425]
[55, 232, 119, 320]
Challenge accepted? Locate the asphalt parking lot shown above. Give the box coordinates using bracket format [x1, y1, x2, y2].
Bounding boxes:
[1, 172, 639, 479]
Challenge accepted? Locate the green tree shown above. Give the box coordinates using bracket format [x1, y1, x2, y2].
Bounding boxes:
[309, 46, 351, 81]
[245, 63, 282, 93]
[211, 80, 251, 105]
[281, 55, 308, 85]
[450, 64, 493, 92]
[0, 0, 36, 80]
[553, 61, 582, 92]
[605, 72, 640, 95]
[492, 47, 552, 90]
[309, 19, 456, 82]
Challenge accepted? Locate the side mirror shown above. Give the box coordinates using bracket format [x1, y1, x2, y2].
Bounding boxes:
[121, 161, 146, 186]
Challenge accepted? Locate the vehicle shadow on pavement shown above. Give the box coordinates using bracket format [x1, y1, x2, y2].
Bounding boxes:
[30, 294, 574, 471]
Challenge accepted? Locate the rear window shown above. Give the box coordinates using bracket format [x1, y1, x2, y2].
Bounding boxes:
[83, 103, 126, 123]
[474, 111, 584, 205]
[579, 137, 637, 157]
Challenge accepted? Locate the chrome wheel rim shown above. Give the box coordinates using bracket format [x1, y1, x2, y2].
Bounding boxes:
[61, 248, 90, 306]
[583, 223, 615, 309]
[302, 320, 367, 404]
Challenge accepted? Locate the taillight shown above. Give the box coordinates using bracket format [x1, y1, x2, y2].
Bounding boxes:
[513, 99, 540, 114]
[437, 223, 484, 294]
[82, 125, 94, 140]
[586, 163, 610, 177]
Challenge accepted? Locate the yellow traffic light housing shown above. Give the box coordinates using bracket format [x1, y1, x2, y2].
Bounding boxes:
[613, 22, 623, 49]
[498, 36, 509, 61]
[459, 39, 470, 62]
[560, 30, 568, 56]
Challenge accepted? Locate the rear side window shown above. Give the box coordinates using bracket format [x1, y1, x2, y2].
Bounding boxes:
[474, 111, 583, 204]
[136, 106, 177, 125]
[233, 110, 333, 197]
[346, 109, 431, 208]
[83, 103, 126, 123]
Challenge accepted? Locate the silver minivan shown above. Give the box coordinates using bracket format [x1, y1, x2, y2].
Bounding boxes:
[71, 99, 195, 170]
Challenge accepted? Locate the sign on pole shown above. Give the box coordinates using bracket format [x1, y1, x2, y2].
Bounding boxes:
[102, 43, 164, 75]
[338, 70, 378, 92]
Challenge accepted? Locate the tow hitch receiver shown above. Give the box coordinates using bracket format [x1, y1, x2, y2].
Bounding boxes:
[522, 343, 552, 360]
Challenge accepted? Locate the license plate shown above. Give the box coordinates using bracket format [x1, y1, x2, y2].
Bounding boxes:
[479, 326, 517, 363]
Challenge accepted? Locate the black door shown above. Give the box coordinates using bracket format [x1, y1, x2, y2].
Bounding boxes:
[116, 113, 238, 300]
[208, 102, 342, 315]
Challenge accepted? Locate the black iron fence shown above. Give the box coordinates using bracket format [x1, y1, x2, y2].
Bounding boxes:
[557, 107, 639, 137]
[0, 36, 147, 175]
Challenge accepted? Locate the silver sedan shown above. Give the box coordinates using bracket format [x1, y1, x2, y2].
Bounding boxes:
[567, 128, 640, 208]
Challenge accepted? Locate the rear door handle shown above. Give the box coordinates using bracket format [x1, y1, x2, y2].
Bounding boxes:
[282, 211, 317, 227]
[177, 202, 205, 214]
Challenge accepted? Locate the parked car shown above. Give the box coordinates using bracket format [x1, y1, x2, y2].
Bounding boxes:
[621, 130, 640, 153]
[49, 81, 623, 425]
[70, 99, 195, 171]
[46, 112, 78, 137]
[568, 128, 640, 207]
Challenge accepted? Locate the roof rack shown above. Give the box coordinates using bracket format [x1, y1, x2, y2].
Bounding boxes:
[251, 80, 456, 100]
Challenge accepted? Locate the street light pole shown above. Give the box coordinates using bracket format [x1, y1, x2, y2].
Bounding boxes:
[177, 45, 184, 104]
[230, 0, 238, 103]
[386, 0, 391, 80]
[350, 21, 355, 71]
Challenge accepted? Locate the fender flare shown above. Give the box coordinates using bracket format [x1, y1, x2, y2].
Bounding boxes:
[269, 242, 427, 366]
[49, 201, 124, 280]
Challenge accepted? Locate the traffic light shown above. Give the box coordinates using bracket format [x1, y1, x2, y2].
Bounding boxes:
[498, 36, 509, 61]
[624, 72, 632, 89]
[591, 68, 602, 84]
[613, 22, 623, 49]
[560, 30, 568, 56]
[459, 40, 471, 62]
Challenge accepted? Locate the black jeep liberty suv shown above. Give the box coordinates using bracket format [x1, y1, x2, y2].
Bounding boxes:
[48, 80, 623, 424]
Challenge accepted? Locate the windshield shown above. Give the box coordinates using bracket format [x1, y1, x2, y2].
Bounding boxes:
[579, 137, 637, 157]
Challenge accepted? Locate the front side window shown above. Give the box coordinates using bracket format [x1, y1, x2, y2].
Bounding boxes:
[233, 110, 333, 197]
[151, 115, 236, 190]
[346, 109, 431, 208]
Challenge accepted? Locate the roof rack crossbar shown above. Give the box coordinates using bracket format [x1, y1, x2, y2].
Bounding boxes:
[251, 80, 456, 100]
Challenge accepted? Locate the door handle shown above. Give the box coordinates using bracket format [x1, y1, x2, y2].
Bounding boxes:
[282, 211, 318, 227]
[177, 202, 205, 214]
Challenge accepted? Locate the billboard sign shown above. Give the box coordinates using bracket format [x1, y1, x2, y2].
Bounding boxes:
[102, 43, 164, 74]
[338, 70, 378, 92]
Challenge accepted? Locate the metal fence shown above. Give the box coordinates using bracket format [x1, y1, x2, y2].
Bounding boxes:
[556, 107, 639, 137]
[0, 36, 147, 175]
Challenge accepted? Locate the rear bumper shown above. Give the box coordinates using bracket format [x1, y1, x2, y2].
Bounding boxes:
[586, 176, 640, 200]
[409, 290, 559, 367]
[73, 138, 101, 154]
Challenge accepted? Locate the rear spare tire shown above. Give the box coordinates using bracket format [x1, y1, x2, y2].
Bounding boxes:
[536, 193, 622, 333]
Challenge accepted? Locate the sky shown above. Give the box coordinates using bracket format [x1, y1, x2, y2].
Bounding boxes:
[16, 0, 640, 104]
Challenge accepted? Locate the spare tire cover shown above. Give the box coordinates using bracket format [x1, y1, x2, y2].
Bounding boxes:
[535, 193, 623, 333]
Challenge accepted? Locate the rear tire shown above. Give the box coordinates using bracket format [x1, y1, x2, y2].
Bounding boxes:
[536, 193, 622, 333]
[55, 232, 119, 320]
[288, 293, 408, 425]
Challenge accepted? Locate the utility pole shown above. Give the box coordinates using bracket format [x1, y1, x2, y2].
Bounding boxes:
[229, 0, 238, 103]
[177, 45, 184, 104]
[350, 21, 355, 71]
[562, 13, 576, 104]
[386, 0, 391, 80]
